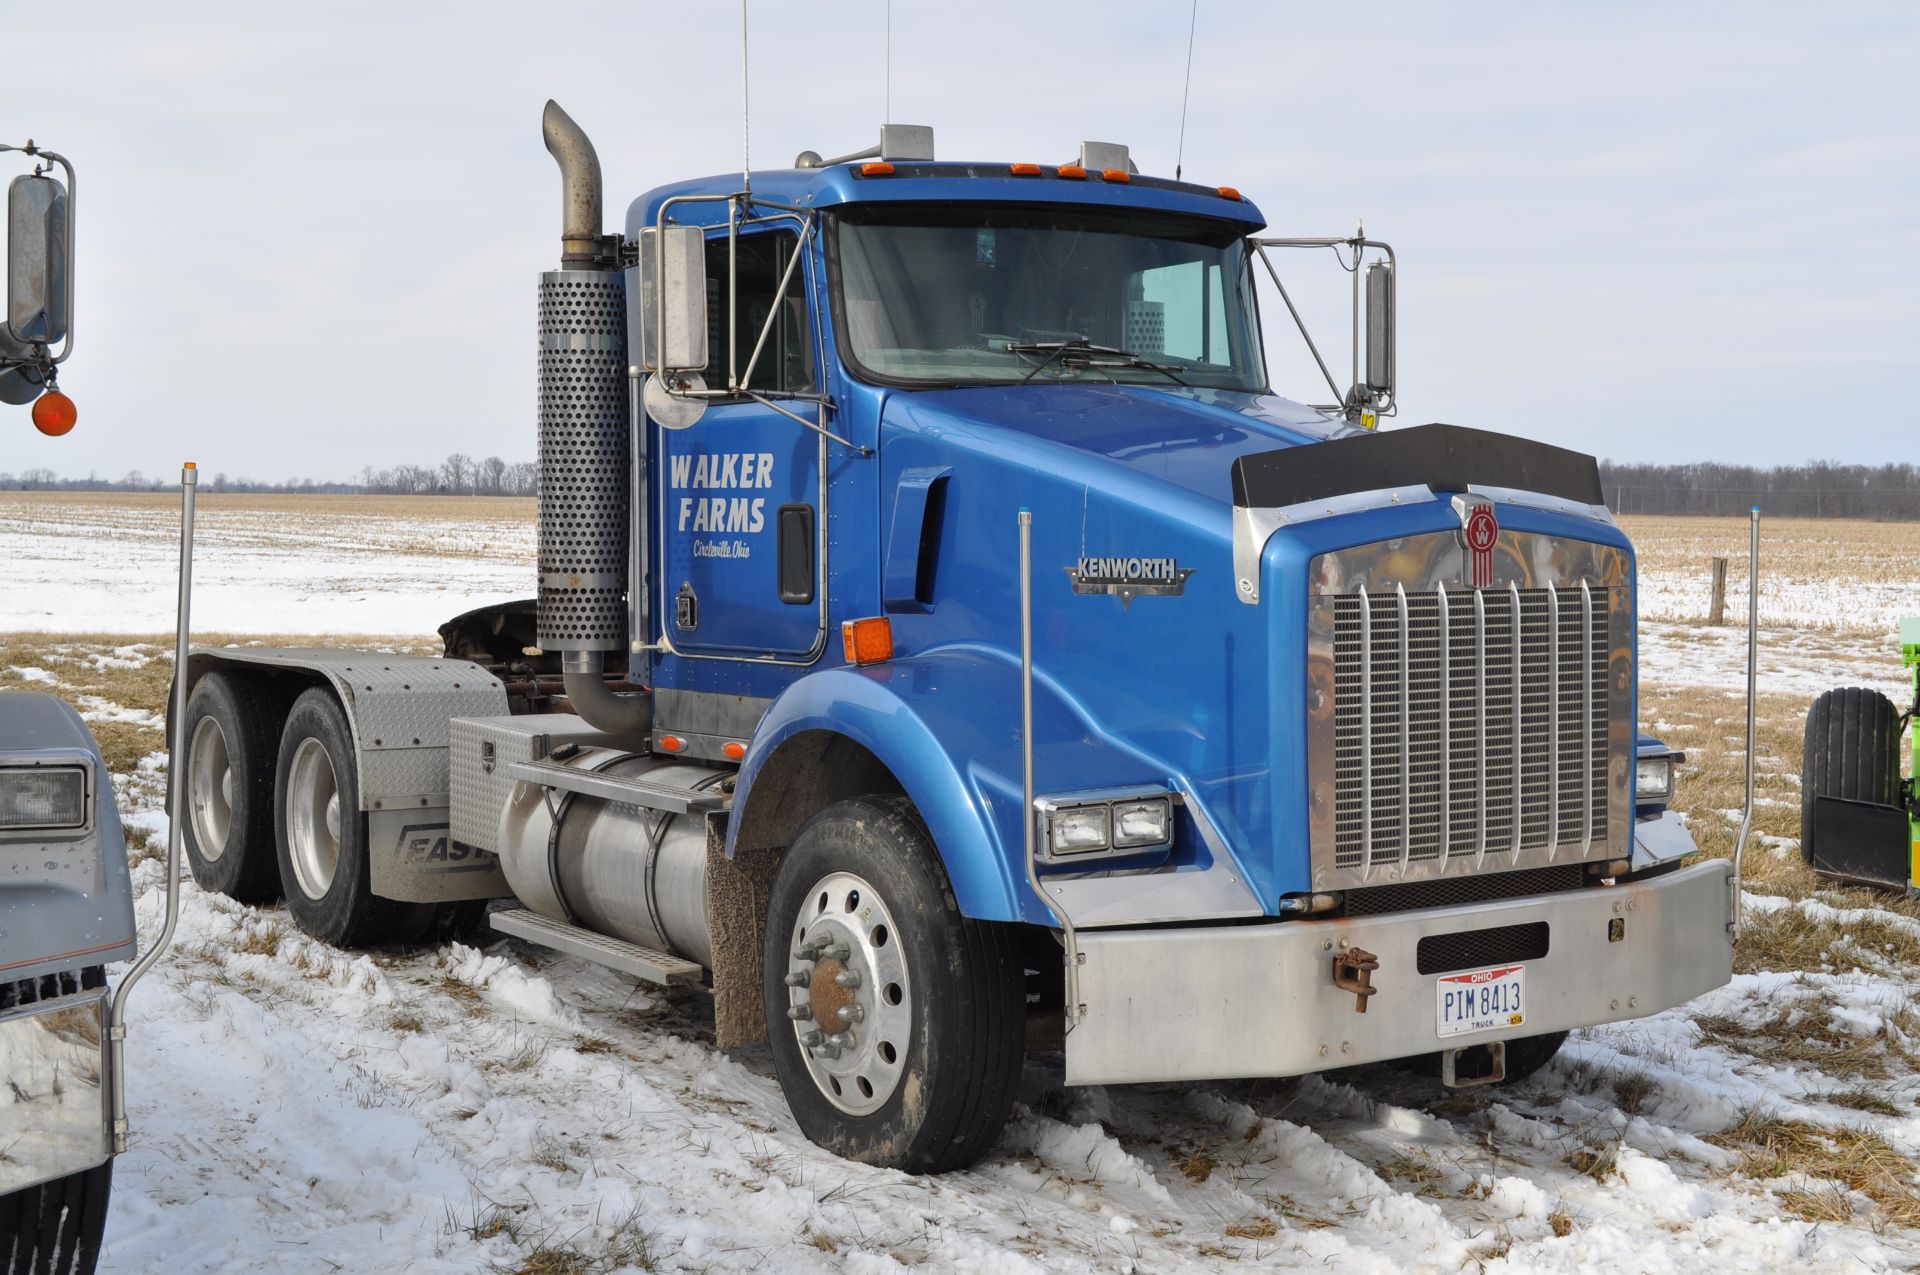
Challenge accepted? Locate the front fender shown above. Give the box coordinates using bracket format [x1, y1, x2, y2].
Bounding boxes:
[732, 646, 1170, 925]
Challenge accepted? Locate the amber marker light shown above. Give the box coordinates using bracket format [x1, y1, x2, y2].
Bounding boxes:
[1217, 185, 1243, 200]
[658, 735, 686, 753]
[31, 390, 77, 437]
[1101, 169, 1130, 183]
[1009, 163, 1044, 176]
[842, 617, 894, 666]
[859, 161, 895, 176]
[1056, 164, 1087, 180]
[722, 741, 746, 761]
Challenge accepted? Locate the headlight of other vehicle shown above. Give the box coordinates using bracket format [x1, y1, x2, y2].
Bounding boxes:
[0, 766, 88, 830]
[1635, 752, 1680, 803]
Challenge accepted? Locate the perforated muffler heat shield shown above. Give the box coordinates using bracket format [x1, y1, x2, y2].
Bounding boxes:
[536, 269, 628, 651]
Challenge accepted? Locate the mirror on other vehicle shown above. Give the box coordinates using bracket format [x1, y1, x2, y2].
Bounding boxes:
[7, 172, 68, 346]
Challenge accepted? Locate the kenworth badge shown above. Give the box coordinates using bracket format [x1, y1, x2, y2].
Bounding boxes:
[1459, 502, 1499, 588]
[1066, 556, 1195, 605]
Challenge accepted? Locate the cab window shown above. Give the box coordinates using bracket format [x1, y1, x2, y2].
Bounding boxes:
[705, 230, 815, 393]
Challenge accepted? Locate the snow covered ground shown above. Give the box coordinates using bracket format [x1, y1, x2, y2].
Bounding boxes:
[3, 504, 1920, 1271]
[0, 493, 531, 634]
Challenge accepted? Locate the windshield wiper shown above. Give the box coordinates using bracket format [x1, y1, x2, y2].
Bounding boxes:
[1007, 338, 1190, 387]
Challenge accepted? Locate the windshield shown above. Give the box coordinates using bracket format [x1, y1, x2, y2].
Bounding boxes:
[832, 204, 1267, 391]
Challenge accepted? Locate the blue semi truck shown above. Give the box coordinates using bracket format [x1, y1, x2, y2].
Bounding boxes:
[177, 105, 1731, 1173]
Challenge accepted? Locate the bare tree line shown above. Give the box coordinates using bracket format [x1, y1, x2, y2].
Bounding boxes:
[0, 453, 537, 496]
[1601, 461, 1920, 519]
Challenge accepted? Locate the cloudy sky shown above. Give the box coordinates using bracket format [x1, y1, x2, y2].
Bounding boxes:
[5, 1, 1914, 480]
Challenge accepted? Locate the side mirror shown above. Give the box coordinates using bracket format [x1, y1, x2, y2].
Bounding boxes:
[637, 226, 708, 375]
[1363, 259, 1393, 405]
[7, 172, 69, 346]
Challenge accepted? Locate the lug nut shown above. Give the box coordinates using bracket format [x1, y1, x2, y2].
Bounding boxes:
[821, 943, 850, 962]
[837, 1004, 866, 1024]
[833, 970, 861, 989]
[784, 970, 811, 988]
[796, 941, 824, 961]
[787, 1005, 813, 1021]
[801, 1030, 823, 1048]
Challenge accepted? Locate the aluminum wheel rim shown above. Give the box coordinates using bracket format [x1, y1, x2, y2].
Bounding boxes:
[188, 716, 234, 862]
[285, 737, 343, 901]
[784, 870, 912, 1116]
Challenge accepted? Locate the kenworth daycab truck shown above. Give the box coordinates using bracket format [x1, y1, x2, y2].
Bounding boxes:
[176, 105, 1731, 1173]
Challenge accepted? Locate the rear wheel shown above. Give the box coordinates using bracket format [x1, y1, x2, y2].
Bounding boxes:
[763, 795, 1026, 1173]
[181, 671, 282, 903]
[1801, 687, 1903, 866]
[274, 689, 432, 948]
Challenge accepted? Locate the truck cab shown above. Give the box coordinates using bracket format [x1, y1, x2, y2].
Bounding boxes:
[178, 110, 1729, 1176]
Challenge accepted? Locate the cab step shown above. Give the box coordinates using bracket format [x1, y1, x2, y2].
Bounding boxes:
[489, 907, 704, 986]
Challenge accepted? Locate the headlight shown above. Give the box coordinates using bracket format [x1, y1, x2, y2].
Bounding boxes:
[1112, 798, 1172, 848]
[1635, 753, 1678, 803]
[0, 766, 87, 830]
[1047, 805, 1111, 855]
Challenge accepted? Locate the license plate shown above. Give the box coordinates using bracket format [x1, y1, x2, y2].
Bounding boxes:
[1435, 964, 1527, 1038]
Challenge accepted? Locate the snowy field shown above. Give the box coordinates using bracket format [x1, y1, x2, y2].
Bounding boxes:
[4, 500, 1920, 1272]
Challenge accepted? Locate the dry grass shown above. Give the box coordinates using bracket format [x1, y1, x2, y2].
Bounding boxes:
[1224, 1216, 1278, 1240]
[1707, 1111, 1920, 1228]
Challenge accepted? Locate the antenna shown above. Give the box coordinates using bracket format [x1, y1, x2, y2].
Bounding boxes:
[886, 0, 893, 122]
[1175, 0, 1198, 181]
[741, 0, 752, 194]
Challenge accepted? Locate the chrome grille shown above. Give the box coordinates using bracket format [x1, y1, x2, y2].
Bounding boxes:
[1332, 584, 1614, 874]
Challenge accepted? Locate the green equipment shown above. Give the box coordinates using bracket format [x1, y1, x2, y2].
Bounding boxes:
[1800, 618, 1920, 892]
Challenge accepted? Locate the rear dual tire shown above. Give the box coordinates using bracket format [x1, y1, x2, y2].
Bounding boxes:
[273, 688, 446, 949]
[0, 1162, 111, 1275]
[181, 671, 282, 903]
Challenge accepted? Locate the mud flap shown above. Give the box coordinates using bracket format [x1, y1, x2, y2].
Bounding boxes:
[705, 811, 780, 1048]
[1807, 795, 1911, 891]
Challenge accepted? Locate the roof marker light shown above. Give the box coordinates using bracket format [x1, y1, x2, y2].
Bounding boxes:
[1217, 185, 1243, 200]
[1101, 169, 1130, 183]
[859, 161, 895, 176]
[1056, 164, 1087, 180]
[842, 617, 894, 666]
[1009, 163, 1044, 176]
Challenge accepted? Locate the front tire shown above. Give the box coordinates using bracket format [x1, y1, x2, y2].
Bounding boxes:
[763, 795, 1026, 1174]
[273, 688, 431, 948]
[1801, 687, 1903, 867]
[181, 671, 282, 903]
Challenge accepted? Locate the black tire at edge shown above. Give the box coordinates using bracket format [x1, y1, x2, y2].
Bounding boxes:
[1800, 687, 1902, 866]
[179, 670, 283, 903]
[1, 968, 112, 1275]
[762, 794, 1027, 1174]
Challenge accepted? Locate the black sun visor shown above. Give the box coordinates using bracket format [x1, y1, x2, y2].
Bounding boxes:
[1231, 423, 1605, 510]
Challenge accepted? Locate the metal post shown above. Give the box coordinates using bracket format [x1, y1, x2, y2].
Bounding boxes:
[1018, 509, 1081, 1030]
[1731, 506, 1759, 937]
[1709, 557, 1728, 627]
[106, 461, 195, 1152]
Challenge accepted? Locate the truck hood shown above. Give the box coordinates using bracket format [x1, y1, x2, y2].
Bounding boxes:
[882, 384, 1357, 511]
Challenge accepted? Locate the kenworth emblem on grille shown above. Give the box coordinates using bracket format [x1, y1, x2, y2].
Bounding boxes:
[1460, 502, 1500, 588]
[1066, 556, 1195, 605]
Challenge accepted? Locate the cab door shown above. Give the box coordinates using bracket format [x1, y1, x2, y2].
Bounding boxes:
[657, 226, 825, 660]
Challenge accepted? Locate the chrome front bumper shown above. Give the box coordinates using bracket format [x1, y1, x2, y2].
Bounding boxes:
[1064, 859, 1733, 1086]
[0, 989, 112, 1195]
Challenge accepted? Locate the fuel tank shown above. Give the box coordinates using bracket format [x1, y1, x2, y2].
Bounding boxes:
[497, 747, 728, 968]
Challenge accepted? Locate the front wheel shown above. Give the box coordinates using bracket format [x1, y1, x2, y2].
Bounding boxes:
[0, 1161, 112, 1274]
[763, 795, 1026, 1174]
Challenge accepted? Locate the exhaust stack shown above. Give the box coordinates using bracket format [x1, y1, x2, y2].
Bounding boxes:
[536, 101, 649, 736]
